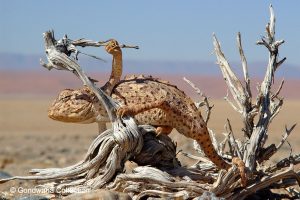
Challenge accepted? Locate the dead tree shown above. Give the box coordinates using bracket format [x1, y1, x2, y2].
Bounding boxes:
[0, 5, 299, 200]
[184, 5, 300, 198]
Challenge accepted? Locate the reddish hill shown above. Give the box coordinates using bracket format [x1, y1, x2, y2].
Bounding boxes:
[0, 70, 299, 99]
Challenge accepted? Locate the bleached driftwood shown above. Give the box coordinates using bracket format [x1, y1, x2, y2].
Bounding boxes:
[182, 5, 300, 199]
[183, 77, 213, 124]
[202, 5, 299, 198]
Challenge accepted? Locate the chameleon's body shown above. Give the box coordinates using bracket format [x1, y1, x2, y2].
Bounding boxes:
[48, 40, 232, 170]
[49, 74, 230, 170]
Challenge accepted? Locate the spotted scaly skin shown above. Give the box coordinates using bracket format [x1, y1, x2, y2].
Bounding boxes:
[48, 39, 231, 170]
[114, 74, 231, 170]
[49, 74, 230, 170]
[48, 87, 108, 124]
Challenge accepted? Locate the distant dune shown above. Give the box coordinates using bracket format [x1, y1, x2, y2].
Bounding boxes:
[0, 51, 299, 98]
[0, 52, 299, 77]
[0, 70, 299, 99]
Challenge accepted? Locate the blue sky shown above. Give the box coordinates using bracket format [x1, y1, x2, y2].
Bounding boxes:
[0, 1, 299, 65]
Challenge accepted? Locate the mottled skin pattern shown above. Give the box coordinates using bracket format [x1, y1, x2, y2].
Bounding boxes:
[48, 86, 108, 124]
[113, 75, 231, 170]
[48, 39, 233, 170]
[49, 75, 230, 170]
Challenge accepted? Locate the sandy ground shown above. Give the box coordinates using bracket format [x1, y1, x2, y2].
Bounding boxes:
[0, 97, 299, 196]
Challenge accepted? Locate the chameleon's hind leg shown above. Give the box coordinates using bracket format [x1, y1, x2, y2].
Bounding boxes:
[116, 100, 173, 135]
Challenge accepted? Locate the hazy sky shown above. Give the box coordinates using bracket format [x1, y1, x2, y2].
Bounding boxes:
[0, 1, 299, 65]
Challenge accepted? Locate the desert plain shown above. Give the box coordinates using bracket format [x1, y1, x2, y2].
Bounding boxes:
[0, 72, 299, 197]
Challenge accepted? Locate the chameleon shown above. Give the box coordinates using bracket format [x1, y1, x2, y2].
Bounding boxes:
[48, 39, 246, 178]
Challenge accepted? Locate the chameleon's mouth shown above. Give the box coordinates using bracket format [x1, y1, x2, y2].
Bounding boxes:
[98, 39, 139, 49]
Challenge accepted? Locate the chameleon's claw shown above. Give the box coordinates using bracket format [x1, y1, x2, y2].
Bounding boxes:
[155, 127, 163, 136]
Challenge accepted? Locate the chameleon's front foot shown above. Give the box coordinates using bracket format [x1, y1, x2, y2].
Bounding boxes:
[116, 106, 173, 136]
[232, 157, 247, 187]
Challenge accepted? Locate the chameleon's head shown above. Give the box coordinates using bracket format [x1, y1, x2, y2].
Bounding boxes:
[105, 39, 122, 56]
[100, 39, 139, 56]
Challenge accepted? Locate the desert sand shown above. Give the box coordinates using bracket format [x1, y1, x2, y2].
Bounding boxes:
[0, 97, 299, 195]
